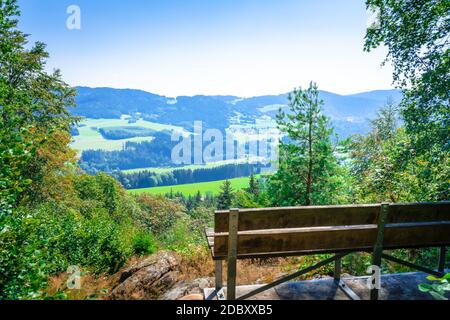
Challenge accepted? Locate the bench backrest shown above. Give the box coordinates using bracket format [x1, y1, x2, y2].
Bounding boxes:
[213, 202, 450, 259]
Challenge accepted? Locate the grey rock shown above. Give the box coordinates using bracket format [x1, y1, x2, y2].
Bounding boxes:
[110, 251, 181, 300]
[161, 277, 214, 300]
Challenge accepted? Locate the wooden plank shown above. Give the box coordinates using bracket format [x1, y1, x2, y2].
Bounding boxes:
[215, 202, 450, 233]
[215, 204, 380, 232]
[213, 222, 450, 258]
[205, 228, 214, 237]
[207, 237, 214, 248]
[388, 202, 450, 224]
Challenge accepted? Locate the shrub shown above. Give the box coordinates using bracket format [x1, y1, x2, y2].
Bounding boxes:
[0, 199, 137, 299]
[160, 218, 207, 258]
[135, 194, 184, 235]
[132, 231, 158, 256]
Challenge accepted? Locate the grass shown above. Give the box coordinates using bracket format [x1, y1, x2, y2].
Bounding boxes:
[70, 118, 186, 153]
[128, 176, 252, 196]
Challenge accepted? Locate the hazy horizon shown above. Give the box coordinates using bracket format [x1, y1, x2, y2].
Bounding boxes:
[74, 85, 399, 99]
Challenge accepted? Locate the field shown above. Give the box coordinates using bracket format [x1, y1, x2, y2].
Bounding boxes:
[71, 118, 185, 153]
[128, 176, 252, 196]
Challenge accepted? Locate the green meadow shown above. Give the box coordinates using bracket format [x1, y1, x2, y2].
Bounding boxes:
[70, 118, 184, 152]
[128, 176, 252, 196]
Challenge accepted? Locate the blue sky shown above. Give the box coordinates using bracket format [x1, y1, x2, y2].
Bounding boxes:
[18, 0, 394, 97]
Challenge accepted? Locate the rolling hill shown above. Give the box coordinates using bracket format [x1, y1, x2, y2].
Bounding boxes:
[73, 87, 402, 138]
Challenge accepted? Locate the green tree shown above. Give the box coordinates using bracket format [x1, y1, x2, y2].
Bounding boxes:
[268, 82, 339, 206]
[350, 101, 402, 202]
[217, 180, 234, 210]
[350, 99, 448, 202]
[247, 173, 260, 197]
[0, 0, 76, 208]
[365, 0, 449, 150]
[364, 0, 449, 201]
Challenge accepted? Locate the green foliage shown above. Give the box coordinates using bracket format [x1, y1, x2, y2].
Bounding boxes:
[247, 173, 260, 197]
[216, 180, 234, 210]
[98, 126, 155, 140]
[0, 208, 122, 299]
[0, 210, 49, 299]
[364, 0, 449, 202]
[132, 231, 158, 256]
[187, 205, 214, 226]
[419, 274, 450, 300]
[350, 101, 402, 202]
[365, 0, 449, 149]
[267, 82, 341, 206]
[0, 0, 77, 207]
[135, 193, 184, 235]
[0, 175, 142, 299]
[233, 190, 261, 209]
[32, 202, 134, 274]
[350, 100, 449, 202]
[160, 218, 207, 257]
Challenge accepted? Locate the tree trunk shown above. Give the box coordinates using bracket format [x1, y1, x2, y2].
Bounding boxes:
[305, 110, 313, 206]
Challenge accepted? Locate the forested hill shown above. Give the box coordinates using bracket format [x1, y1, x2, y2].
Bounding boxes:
[73, 87, 402, 137]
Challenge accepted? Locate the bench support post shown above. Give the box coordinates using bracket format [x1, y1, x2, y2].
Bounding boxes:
[438, 246, 446, 273]
[215, 260, 223, 290]
[371, 203, 389, 301]
[334, 257, 341, 281]
[227, 209, 239, 300]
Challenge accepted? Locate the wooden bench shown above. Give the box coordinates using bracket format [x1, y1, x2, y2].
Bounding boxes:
[205, 202, 450, 300]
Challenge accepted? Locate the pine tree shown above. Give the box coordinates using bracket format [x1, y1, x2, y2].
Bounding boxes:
[195, 191, 202, 205]
[217, 180, 234, 210]
[268, 82, 339, 206]
[248, 173, 260, 197]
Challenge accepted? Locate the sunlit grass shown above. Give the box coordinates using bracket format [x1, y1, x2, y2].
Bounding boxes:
[128, 176, 252, 196]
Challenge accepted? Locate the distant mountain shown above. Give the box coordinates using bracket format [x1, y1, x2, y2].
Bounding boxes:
[348, 90, 403, 103]
[73, 87, 402, 138]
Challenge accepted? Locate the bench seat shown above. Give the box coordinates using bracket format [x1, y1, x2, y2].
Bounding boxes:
[205, 202, 450, 300]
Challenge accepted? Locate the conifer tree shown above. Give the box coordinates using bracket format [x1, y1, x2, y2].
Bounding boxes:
[217, 180, 234, 210]
[268, 82, 339, 206]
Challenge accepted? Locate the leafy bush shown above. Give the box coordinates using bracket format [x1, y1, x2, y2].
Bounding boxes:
[0, 211, 50, 300]
[135, 194, 185, 235]
[419, 274, 450, 300]
[132, 231, 158, 256]
[160, 218, 207, 257]
[0, 199, 137, 299]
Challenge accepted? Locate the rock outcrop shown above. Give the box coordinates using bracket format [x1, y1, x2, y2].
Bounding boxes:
[110, 251, 181, 300]
[160, 277, 214, 300]
[110, 251, 212, 300]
